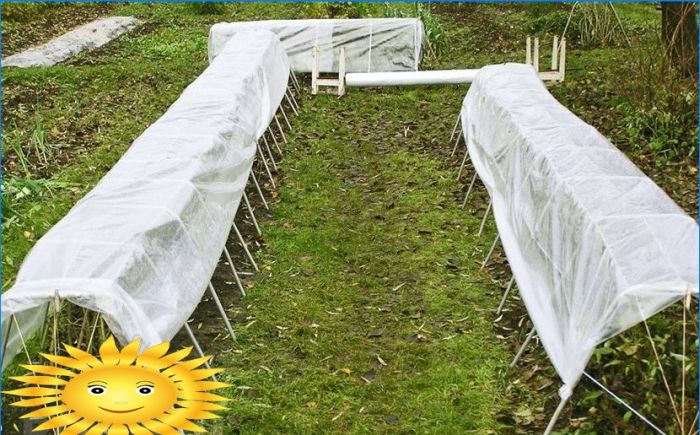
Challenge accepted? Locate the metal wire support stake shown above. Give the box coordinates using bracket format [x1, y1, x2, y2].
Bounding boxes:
[478, 200, 492, 237]
[497, 276, 515, 315]
[233, 223, 259, 272]
[543, 394, 571, 435]
[581, 372, 666, 435]
[449, 114, 460, 145]
[274, 115, 288, 144]
[510, 326, 536, 367]
[286, 87, 300, 111]
[222, 246, 246, 297]
[267, 126, 282, 155]
[249, 171, 269, 210]
[243, 192, 262, 236]
[262, 135, 278, 170]
[184, 322, 214, 375]
[1, 313, 15, 367]
[482, 233, 500, 269]
[285, 92, 299, 116]
[279, 104, 293, 131]
[456, 143, 470, 180]
[450, 130, 463, 157]
[256, 142, 276, 189]
[207, 282, 236, 342]
[461, 172, 479, 209]
[289, 70, 301, 93]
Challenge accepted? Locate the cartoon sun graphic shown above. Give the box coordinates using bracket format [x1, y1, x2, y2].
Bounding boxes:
[5, 336, 230, 434]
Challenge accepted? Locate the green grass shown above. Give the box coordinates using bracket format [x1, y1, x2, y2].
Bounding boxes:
[1, 3, 696, 433]
[209, 87, 513, 432]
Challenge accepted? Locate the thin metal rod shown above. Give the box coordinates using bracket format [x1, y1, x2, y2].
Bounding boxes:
[543, 394, 571, 435]
[461, 172, 478, 209]
[13, 313, 34, 365]
[478, 199, 492, 237]
[289, 70, 301, 93]
[249, 171, 269, 210]
[223, 246, 246, 297]
[280, 104, 293, 131]
[256, 143, 276, 189]
[449, 114, 460, 144]
[243, 192, 262, 236]
[285, 92, 299, 116]
[262, 135, 278, 171]
[267, 126, 282, 155]
[450, 129, 463, 157]
[286, 87, 300, 112]
[1, 313, 15, 367]
[86, 312, 101, 354]
[208, 282, 236, 342]
[481, 233, 500, 269]
[510, 326, 536, 367]
[274, 115, 288, 144]
[497, 276, 515, 315]
[184, 322, 214, 374]
[582, 372, 666, 435]
[456, 143, 469, 180]
[233, 223, 259, 272]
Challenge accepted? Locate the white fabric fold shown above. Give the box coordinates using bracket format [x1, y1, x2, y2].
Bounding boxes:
[461, 63, 698, 391]
[208, 18, 424, 73]
[2, 30, 290, 369]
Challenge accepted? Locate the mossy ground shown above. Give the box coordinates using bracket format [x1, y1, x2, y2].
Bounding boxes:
[2, 3, 696, 434]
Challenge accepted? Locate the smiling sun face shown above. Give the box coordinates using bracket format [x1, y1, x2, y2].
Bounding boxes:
[62, 365, 178, 425]
[5, 336, 230, 434]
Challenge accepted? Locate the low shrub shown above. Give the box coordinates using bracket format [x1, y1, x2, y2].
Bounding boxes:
[188, 2, 227, 16]
[384, 3, 445, 59]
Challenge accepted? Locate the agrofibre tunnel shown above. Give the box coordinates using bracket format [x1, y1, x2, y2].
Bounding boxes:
[1, 14, 698, 434]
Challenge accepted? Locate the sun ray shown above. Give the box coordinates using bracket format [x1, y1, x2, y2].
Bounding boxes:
[60, 418, 95, 435]
[164, 356, 211, 374]
[175, 400, 228, 412]
[64, 344, 103, 368]
[141, 419, 180, 434]
[34, 411, 82, 431]
[177, 390, 231, 402]
[183, 368, 225, 381]
[20, 404, 70, 419]
[135, 341, 171, 369]
[8, 337, 229, 434]
[85, 421, 110, 435]
[10, 396, 61, 407]
[5, 386, 62, 397]
[167, 407, 220, 420]
[40, 353, 92, 371]
[157, 346, 193, 369]
[165, 360, 215, 383]
[117, 338, 141, 366]
[10, 375, 67, 386]
[108, 423, 129, 435]
[188, 381, 232, 392]
[99, 336, 121, 366]
[157, 412, 207, 432]
[126, 422, 154, 435]
[20, 364, 76, 377]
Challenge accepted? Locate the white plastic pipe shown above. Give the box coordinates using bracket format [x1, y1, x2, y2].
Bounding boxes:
[345, 69, 480, 87]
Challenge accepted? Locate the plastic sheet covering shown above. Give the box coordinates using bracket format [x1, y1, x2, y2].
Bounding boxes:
[461, 63, 699, 397]
[209, 19, 423, 73]
[1, 30, 290, 369]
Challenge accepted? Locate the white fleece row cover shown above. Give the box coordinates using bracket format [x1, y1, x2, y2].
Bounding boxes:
[1, 30, 290, 369]
[209, 18, 423, 73]
[461, 63, 699, 397]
